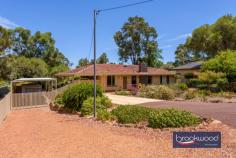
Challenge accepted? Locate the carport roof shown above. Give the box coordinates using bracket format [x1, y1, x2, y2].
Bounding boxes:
[12, 78, 56, 83]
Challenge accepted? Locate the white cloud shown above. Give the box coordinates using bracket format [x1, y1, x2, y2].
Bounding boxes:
[165, 33, 191, 42]
[0, 16, 18, 28]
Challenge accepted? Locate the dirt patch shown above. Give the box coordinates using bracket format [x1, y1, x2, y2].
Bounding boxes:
[0, 107, 235, 158]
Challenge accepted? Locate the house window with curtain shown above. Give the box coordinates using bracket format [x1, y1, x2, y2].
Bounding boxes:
[107, 76, 115, 86]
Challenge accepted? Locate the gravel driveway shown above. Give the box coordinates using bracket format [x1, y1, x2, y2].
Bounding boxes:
[0, 107, 235, 158]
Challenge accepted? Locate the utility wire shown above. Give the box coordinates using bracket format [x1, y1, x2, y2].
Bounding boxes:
[88, 28, 94, 61]
[97, 0, 154, 13]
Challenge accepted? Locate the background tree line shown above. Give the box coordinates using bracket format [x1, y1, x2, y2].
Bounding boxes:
[76, 52, 110, 68]
[0, 26, 70, 81]
[175, 14, 236, 66]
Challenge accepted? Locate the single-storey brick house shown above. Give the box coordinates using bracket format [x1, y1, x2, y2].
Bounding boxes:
[56, 64, 176, 91]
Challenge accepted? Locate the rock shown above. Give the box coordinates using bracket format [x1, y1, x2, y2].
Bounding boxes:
[175, 98, 185, 101]
[208, 98, 223, 103]
[211, 120, 222, 125]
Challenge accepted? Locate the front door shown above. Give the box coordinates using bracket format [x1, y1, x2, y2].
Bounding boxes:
[123, 76, 127, 89]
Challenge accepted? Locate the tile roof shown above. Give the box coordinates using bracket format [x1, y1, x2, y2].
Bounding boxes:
[56, 64, 175, 76]
[173, 61, 203, 70]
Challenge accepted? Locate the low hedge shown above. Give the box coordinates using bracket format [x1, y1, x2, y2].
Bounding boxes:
[140, 85, 175, 100]
[111, 105, 201, 128]
[81, 96, 112, 116]
[183, 89, 196, 100]
[97, 109, 114, 121]
[54, 93, 63, 106]
[188, 79, 204, 88]
[148, 109, 201, 128]
[176, 83, 188, 91]
[62, 83, 102, 110]
[111, 105, 153, 124]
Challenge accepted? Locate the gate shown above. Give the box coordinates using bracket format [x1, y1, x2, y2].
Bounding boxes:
[11, 91, 57, 109]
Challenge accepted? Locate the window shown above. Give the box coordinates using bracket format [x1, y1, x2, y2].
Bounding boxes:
[107, 76, 115, 86]
[160, 76, 163, 84]
[131, 76, 137, 87]
[148, 76, 152, 84]
[167, 76, 170, 84]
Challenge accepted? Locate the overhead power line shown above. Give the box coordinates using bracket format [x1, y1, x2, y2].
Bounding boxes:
[97, 0, 154, 13]
[88, 28, 94, 61]
[92, 0, 154, 118]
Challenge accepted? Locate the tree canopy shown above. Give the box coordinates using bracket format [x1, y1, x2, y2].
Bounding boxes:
[76, 53, 110, 67]
[97, 52, 109, 64]
[114, 16, 162, 67]
[0, 26, 70, 80]
[9, 56, 48, 80]
[175, 15, 236, 65]
[77, 58, 90, 68]
[202, 50, 236, 82]
[0, 26, 11, 55]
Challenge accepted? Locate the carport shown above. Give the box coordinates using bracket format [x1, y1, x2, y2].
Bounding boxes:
[11, 78, 57, 108]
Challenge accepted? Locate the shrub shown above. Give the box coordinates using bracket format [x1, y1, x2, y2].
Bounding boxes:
[216, 92, 233, 99]
[209, 84, 221, 93]
[201, 50, 236, 82]
[183, 89, 196, 100]
[176, 83, 188, 91]
[198, 71, 226, 85]
[148, 109, 201, 128]
[216, 78, 228, 90]
[111, 105, 152, 124]
[196, 84, 208, 90]
[196, 90, 209, 101]
[184, 73, 196, 79]
[188, 78, 204, 88]
[54, 93, 63, 106]
[111, 105, 201, 128]
[62, 83, 102, 110]
[80, 96, 112, 116]
[140, 85, 175, 100]
[97, 109, 114, 121]
[0, 80, 7, 87]
[115, 90, 131, 96]
[155, 85, 175, 100]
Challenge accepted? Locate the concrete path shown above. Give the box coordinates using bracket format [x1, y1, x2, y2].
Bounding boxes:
[139, 101, 236, 128]
[105, 93, 162, 105]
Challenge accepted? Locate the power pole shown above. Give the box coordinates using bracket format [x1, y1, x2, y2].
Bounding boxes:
[93, 0, 153, 118]
[93, 9, 97, 118]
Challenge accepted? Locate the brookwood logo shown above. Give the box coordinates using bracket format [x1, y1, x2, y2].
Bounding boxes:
[173, 132, 221, 148]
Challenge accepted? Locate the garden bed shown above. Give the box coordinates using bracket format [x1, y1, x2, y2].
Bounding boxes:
[114, 84, 236, 103]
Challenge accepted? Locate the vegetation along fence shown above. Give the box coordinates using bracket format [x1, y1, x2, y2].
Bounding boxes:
[0, 86, 10, 98]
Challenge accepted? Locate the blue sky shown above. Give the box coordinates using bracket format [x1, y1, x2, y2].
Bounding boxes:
[1, 0, 236, 67]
